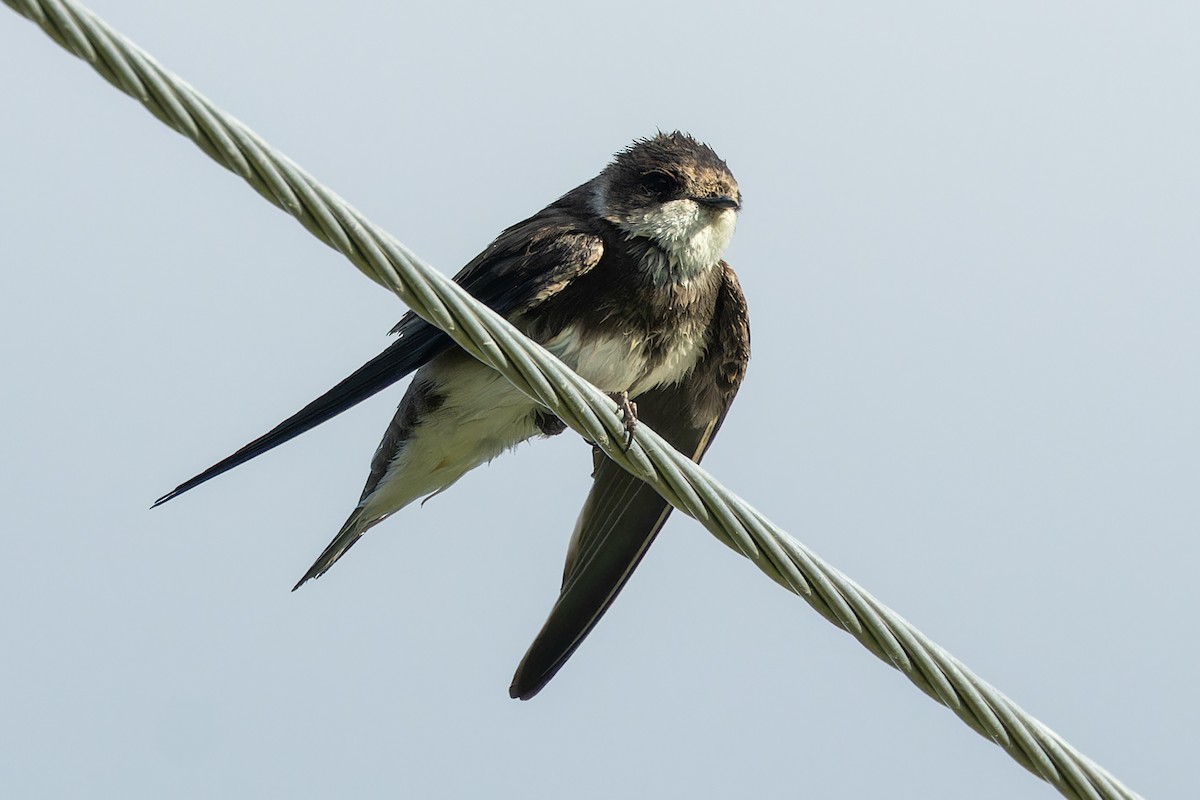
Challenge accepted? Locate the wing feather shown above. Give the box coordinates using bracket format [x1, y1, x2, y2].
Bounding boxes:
[510, 263, 750, 699]
[154, 187, 603, 506]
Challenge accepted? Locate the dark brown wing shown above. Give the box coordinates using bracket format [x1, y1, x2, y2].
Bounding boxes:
[509, 263, 750, 699]
[153, 186, 602, 506]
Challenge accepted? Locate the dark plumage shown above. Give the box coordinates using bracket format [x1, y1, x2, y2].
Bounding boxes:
[156, 132, 751, 699]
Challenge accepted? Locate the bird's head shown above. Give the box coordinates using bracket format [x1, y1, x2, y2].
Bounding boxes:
[594, 132, 741, 281]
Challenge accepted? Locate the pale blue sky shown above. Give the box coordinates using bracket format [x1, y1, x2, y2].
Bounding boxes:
[2, 2, 1195, 797]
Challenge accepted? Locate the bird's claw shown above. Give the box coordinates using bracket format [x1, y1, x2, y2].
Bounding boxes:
[607, 391, 638, 451]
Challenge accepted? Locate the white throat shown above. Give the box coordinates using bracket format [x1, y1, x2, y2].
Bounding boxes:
[594, 187, 737, 284]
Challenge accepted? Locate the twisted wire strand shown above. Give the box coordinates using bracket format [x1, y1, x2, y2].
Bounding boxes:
[6, 2, 1143, 798]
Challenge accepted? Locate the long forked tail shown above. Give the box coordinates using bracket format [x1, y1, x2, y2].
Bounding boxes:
[292, 507, 374, 591]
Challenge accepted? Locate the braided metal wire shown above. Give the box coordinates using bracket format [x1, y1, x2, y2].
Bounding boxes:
[5, 2, 1144, 798]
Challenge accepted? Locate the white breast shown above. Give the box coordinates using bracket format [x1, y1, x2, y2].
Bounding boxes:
[544, 323, 707, 396]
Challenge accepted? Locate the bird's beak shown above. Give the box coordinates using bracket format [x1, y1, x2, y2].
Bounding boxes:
[695, 195, 741, 211]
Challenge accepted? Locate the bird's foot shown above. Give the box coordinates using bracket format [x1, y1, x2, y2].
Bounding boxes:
[607, 391, 638, 451]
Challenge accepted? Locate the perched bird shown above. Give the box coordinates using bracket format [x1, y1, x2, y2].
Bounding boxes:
[155, 132, 751, 699]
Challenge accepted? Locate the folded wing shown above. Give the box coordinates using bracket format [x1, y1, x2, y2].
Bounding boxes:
[154, 187, 604, 506]
[510, 263, 750, 699]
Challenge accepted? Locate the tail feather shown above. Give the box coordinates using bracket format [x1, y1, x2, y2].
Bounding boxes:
[292, 507, 373, 591]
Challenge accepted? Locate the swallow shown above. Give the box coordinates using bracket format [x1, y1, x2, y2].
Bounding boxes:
[155, 131, 751, 699]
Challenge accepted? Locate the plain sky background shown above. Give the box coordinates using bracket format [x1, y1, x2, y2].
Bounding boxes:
[2, 2, 1195, 797]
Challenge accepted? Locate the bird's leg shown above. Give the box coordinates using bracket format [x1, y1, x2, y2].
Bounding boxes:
[607, 391, 638, 451]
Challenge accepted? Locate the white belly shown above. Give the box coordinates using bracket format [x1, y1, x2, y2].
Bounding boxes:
[357, 320, 707, 523]
[359, 359, 539, 521]
[543, 323, 706, 396]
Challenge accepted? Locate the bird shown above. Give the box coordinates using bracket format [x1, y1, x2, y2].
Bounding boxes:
[154, 131, 751, 699]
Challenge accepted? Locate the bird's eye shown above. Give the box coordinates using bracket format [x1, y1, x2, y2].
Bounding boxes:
[640, 171, 676, 198]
